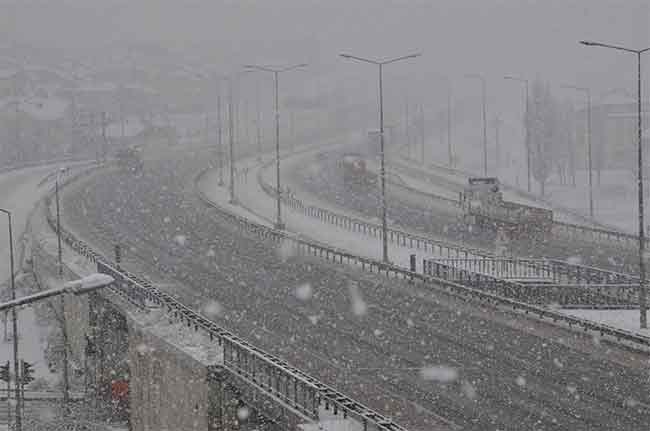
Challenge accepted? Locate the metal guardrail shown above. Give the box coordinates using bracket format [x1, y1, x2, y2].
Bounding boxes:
[429, 258, 555, 281]
[258, 161, 490, 261]
[423, 259, 636, 308]
[429, 257, 638, 286]
[46, 166, 413, 431]
[250, 163, 650, 348]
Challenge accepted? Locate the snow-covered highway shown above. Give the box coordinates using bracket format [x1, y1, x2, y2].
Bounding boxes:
[55, 149, 650, 431]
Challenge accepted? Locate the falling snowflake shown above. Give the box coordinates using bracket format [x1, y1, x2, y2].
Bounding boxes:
[277, 240, 297, 262]
[237, 406, 250, 421]
[294, 283, 313, 301]
[516, 376, 526, 387]
[461, 380, 477, 400]
[348, 282, 367, 316]
[202, 301, 222, 317]
[566, 256, 582, 265]
[406, 318, 414, 327]
[174, 234, 187, 246]
[419, 365, 458, 383]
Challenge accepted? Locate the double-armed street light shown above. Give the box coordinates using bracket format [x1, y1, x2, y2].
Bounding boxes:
[504, 75, 532, 192]
[339, 52, 421, 263]
[580, 40, 650, 329]
[243, 63, 308, 230]
[465, 74, 488, 176]
[561, 84, 593, 218]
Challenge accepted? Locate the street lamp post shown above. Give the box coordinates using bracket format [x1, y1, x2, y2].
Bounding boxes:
[580, 40, 650, 328]
[504, 76, 532, 193]
[255, 77, 262, 162]
[340, 52, 421, 263]
[0, 274, 114, 312]
[243, 64, 308, 230]
[465, 74, 488, 176]
[561, 84, 593, 218]
[446, 79, 453, 167]
[54, 167, 72, 414]
[0, 208, 21, 431]
[227, 79, 237, 204]
[217, 81, 224, 186]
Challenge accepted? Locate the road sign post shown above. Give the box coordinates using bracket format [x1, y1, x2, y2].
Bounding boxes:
[0, 361, 10, 426]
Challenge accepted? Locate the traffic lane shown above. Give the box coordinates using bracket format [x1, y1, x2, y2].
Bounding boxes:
[62, 161, 650, 430]
[0, 164, 78, 279]
[291, 154, 639, 273]
[61, 168, 457, 431]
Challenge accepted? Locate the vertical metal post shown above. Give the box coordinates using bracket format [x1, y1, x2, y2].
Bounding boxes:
[55, 177, 70, 414]
[585, 88, 594, 218]
[229, 78, 237, 204]
[274, 71, 284, 230]
[405, 97, 410, 158]
[217, 83, 224, 186]
[0, 209, 21, 431]
[525, 82, 531, 193]
[56, 179, 62, 278]
[5, 361, 10, 428]
[419, 104, 425, 162]
[61, 294, 70, 413]
[481, 78, 488, 176]
[447, 83, 453, 167]
[256, 78, 262, 162]
[379, 64, 388, 263]
[638, 51, 647, 329]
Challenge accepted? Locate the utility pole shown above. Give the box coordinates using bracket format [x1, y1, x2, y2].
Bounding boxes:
[405, 98, 410, 159]
[101, 112, 108, 163]
[465, 74, 488, 176]
[217, 86, 224, 186]
[419, 104, 425, 163]
[55, 169, 71, 415]
[493, 114, 502, 175]
[256, 78, 262, 162]
[504, 76, 532, 192]
[447, 82, 453, 167]
[228, 78, 236, 204]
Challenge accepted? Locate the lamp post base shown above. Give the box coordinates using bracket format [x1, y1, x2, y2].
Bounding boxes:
[229, 198, 238, 205]
[275, 221, 285, 230]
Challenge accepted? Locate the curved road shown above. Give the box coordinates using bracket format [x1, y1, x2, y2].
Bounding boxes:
[60, 153, 650, 431]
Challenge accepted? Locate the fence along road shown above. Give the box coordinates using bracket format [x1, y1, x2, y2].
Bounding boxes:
[245, 160, 650, 349]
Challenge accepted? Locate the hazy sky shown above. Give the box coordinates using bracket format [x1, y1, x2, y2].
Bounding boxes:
[1, 1, 649, 111]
